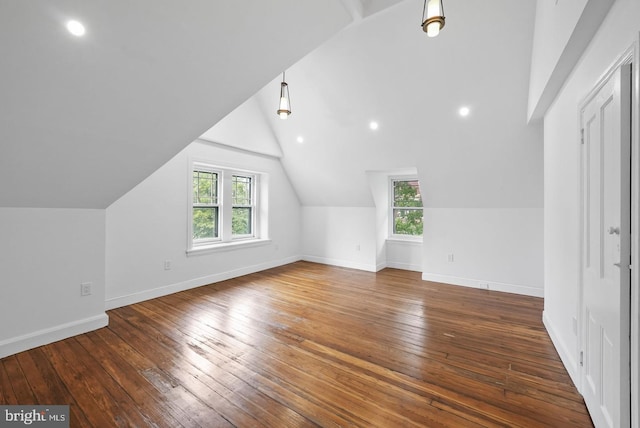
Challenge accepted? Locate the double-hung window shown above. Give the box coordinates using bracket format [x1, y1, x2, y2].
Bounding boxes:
[231, 175, 254, 238]
[192, 169, 220, 242]
[390, 178, 423, 239]
[189, 162, 262, 252]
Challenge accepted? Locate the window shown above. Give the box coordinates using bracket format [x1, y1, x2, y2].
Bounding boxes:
[189, 162, 263, 252]
[231, 175, 253, 237]
[192, 170, 219, 241]
[390, 178, 423, 239]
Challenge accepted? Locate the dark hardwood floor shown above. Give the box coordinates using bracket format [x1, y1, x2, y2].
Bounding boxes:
[1, 261, 593, 427]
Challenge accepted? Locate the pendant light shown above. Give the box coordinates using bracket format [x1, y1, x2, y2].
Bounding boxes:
[277, 72, 291, 119]
[422, 0, 445, 38]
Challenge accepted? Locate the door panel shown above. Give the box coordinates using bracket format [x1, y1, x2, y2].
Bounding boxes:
[585, 309, 598, 394]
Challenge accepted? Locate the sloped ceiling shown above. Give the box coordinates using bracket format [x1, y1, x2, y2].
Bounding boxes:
[0, 0, 353, 208]
[206, 0, 542, 208]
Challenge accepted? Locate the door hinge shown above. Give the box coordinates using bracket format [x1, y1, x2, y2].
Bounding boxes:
[580, 128, 584, 144]
[580, 351, 584, 366]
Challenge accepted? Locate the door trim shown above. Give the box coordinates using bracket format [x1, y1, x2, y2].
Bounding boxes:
[630, 33, 640, 428]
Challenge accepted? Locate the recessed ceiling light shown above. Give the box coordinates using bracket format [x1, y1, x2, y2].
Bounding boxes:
[296, 136, 304, 143]
[458, 106, 470, 117]
[369, 121, 379, 130]
[66, 20, 86, 37]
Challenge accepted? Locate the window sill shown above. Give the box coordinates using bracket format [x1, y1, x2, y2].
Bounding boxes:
[186, 238, 272, 256]
[386, 238, 423, 246]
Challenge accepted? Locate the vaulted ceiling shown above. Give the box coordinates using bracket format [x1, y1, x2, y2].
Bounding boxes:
[1, 0, 542, 210]
[202, 0, 542, 208]
[0, 0, 354, 208]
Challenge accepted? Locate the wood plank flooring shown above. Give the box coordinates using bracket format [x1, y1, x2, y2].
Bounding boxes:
[1, 262, 593, 427]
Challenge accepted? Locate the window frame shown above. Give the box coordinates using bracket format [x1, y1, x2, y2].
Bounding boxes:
[231, 174, 256, 240]
[389, 176, 424, 242]
[188, 160, 265, 254]
[192, 167, 222, 246]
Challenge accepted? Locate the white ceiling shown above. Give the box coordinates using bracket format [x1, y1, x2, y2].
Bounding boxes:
[1, 0, 542, 210]
[0, 0, 353, 208]
[204, 0, 543, 208]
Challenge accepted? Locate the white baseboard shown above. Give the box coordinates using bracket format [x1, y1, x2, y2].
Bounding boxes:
[105, 256, 302, 310]
[0, 313, 108, 359]
[375, 262, 387, 272]
[302, 255, 378, 273]
[421, 272, 544, 298]
[303, 257, 419, 273]
[543, 310, 581, 390]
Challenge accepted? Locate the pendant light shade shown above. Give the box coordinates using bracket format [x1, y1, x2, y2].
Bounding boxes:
[422, 0, 445, 38]
[277, 72, 291, 119]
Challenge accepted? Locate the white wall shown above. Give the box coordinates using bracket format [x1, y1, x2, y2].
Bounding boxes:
[386, 240, 422, 272]
[0, 208, 107, 358]
[367, 171, 391, 270]
[415, 116, 544, 297]
[542, 0, 639, 386]
[105, 140, 302, 309]
[302, 169, 426, 274]
[422, 208, 544, 297]
[303, 166, 543, 293]
[301, 206, 378, 272]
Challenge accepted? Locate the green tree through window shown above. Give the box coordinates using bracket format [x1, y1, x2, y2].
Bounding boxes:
[190, 164, 261, 250]
[193, 170, 218, 240]
[232, 175, 252, 236]
[392, 179, 423, 236]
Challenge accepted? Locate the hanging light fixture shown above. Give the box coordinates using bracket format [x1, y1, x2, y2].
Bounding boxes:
[277, 72, 291, 119]
[422, 0, 445, 38]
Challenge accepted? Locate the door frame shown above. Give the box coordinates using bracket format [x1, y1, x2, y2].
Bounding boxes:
[577, 39, 639, 427]
[631, 34, 640, 428]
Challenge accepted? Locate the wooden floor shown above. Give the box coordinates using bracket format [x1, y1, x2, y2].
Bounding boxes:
[1, 262, 593, 427]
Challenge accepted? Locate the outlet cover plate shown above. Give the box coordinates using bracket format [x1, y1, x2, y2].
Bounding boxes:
[81, 282, 92, 296]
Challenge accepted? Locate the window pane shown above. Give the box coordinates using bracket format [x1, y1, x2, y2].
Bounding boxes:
[193, 207, 218, 240]
[393, 208, 423, 235]
[232, 207, 252, 235]
[393, 180, 422, 207]
[194, 171, 217, 205]
[232, 175, 252, 205]
[193, 172, 198, 202]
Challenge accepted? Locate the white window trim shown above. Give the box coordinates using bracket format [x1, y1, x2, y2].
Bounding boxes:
[386, 237, 423, 245]
[230, 173, 257, 240]
[389, 176, 423, 242]
[186, 238, 271, 256]
[187, 159, 267, 255]
[191, 165, 223, 246]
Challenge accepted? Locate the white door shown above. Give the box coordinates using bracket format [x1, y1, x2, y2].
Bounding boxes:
[580, 63, 631, 428]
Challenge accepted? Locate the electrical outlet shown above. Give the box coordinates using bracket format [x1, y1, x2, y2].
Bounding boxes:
[164, 260, 172, 270]
[81, 282, 92, 296]
[355, 244, 361, 251]
[447, 253, 454, 263]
